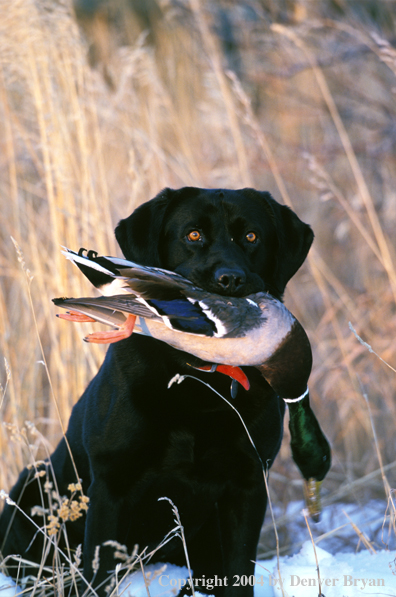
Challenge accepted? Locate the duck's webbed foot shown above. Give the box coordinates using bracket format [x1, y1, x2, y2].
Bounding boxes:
[57, 311, 97, 323]
[84, 314, 137, 344]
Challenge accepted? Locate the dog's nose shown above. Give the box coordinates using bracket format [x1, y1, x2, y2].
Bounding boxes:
[215, 267, 246, 294]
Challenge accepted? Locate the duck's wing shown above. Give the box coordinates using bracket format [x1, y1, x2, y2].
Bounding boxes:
[114, 267, 198, 301]
[192, 295, 266, 338]
[53, 298, 128, 328]
[53, 290, 266, 337]
[53, 294, 220, 336]
[61, 247, 197, 297]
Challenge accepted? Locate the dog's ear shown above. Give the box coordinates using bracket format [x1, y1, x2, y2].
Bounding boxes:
[241, 190, 313, 295]
[115, 188, 172, 266]
[265, 194, 314, 295]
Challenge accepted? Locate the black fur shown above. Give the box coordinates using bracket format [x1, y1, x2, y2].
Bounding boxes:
[0, 187, 314, 595]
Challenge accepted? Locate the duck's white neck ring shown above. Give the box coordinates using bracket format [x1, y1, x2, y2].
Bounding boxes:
[283, 387, 309, 403]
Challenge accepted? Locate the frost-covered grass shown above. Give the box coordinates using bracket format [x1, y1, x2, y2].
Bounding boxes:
[1, 502, 395, 596]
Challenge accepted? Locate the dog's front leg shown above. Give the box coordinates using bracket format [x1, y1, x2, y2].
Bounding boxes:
[82, 479, 128, 596]
[215, 485, 267, 597]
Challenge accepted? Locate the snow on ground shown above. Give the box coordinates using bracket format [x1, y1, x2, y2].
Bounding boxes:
[276, 498, 395, 555]
[0, 501, 395, 596]
[269, 542, 396, 596]
[3, 547, 394, 597]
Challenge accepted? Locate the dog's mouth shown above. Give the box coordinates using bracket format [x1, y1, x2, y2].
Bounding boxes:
[173, 265, 277, 298]
[184, 274, 280, 300]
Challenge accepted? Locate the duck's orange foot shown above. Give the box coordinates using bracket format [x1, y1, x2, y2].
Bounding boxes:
[57, 311, 97, 323]
[84, 314, 136, 344]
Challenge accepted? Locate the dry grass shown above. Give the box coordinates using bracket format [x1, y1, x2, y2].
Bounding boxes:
[1, 0, 396, 588]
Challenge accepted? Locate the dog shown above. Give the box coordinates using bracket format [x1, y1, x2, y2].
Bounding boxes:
[0, 187, 315, 595]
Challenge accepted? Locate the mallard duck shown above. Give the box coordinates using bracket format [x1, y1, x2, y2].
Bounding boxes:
[54, 247, 330, 520]
[54, 248, 311, 399]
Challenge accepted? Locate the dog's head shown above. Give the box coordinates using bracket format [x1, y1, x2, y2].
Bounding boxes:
[115, 187, 313, 300]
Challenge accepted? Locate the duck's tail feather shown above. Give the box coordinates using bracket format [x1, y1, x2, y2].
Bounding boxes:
[61, 247, 195, 298]
[61, 247, 121, 290]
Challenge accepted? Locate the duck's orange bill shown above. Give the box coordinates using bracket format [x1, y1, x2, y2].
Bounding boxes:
[195, 364, 250, 391]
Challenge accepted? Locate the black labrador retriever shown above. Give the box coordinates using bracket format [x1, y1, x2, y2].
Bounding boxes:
[0, 187, 316, 595]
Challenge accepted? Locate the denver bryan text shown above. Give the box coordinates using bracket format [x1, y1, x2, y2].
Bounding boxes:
[284, 575, 385, 589]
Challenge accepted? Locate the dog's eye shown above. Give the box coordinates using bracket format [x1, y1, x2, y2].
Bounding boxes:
[246, 232, 257, 243]
[187, 230, 202, 242]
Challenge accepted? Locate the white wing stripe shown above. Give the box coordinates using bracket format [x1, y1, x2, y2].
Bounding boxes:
[198, 301, 227, 338]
